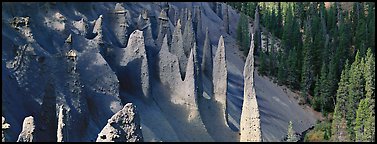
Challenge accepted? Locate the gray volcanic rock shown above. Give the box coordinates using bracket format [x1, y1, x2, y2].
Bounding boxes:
[96, 103, 143, 142]
[57, 106, 68, 142]
[156, 9, 172, 49]
[72, 18, 88, 36]
[170, 19, 187, 81]
[201, 27, 213, 81]
[116, 30, 150, 99]
[182, 10, 195, 58]
[240, 34, 262, 142]
[137, 10, 156, 49]
[111, 3, 130, 47]
[2, 117, 10, 142]
[93, 15, 104, 44]
[16, 116, 35, 142]
[158, 35, 181, 88]
[213, 36, 228, 127]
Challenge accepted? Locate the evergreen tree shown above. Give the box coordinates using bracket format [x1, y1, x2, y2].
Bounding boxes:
[364, 48, 375, 100]
[313, 74, 320, 110]
[259, 52, 267, 76]
[346, 51, 366, 141]
[355, 98, 374, 142]
[331, 60, 351, 142]
[300, 19, 314, 103]
[276, 2, 283, 38]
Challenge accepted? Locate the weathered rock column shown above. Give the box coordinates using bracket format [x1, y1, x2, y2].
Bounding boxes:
[201, 27, 213, 81]
[156, 9, 172, 49]
[111, 3, 130, 47]
[17, 116, 35, 142]
[137, 10, 156, 49]
[170, 19, 188, 80]
[96, 103, 143, 142]
[240, 34, 262, 142]
[182, 10, 195, 59]
[213, 36, 229, 127]
[93, 15, 104, 45]
[2, 117, 10, 142]
[57, 106, 69, 142]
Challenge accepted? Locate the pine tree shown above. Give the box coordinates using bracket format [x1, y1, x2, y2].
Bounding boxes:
[346, 50, 366, 141]
[300, 19, 314, 103]
[313, 74, 320, 110]
[276, 2, 283, 38]
[319, 62, 330, 113]
[331, 60, 351, 142]
[355, 97, 374, 142]
[366, 3, 375, 53]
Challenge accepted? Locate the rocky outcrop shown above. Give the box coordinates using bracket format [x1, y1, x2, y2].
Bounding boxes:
[93, 15, 104, 44]
[96, 103, 143, 142]
[240, 34, 262, 142]
[157, 35, 181, 88]
[17, 116, 35, 142]
[201, 27, 213, 81]
[170, 19, 187, 80]
[156, 9, 172, 49]
[137, 10, 156, 49]
[65, 34, 72, 44]
[116, 30, 150, 99]
[2, 117, 10, 142]
[182, 10, 195, 58]
[213, 36, 228, 127]
[72, 18, 87, 36]
[111, 3, 130, 47]
[57, 106, 69, 142]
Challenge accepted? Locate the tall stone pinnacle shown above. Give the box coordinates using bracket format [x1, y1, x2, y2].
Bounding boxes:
[171, 19, 188, 80]
[182, 9, 195, 58]
[201, 27, 213, 81]
[156, 9, 172, 49]
[158, 34, 181, 87]
[213, 35, 229, 127]
[112, 3, 130, 47]
[240, 34, 262, 142]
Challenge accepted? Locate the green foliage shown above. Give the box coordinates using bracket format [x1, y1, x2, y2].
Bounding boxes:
[229, 3, 375, 141]
[305, 120, 332, 142]
[237, 13, 250, 55]
[258, 52, 267, 76]
[355, 98, 374, 142]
